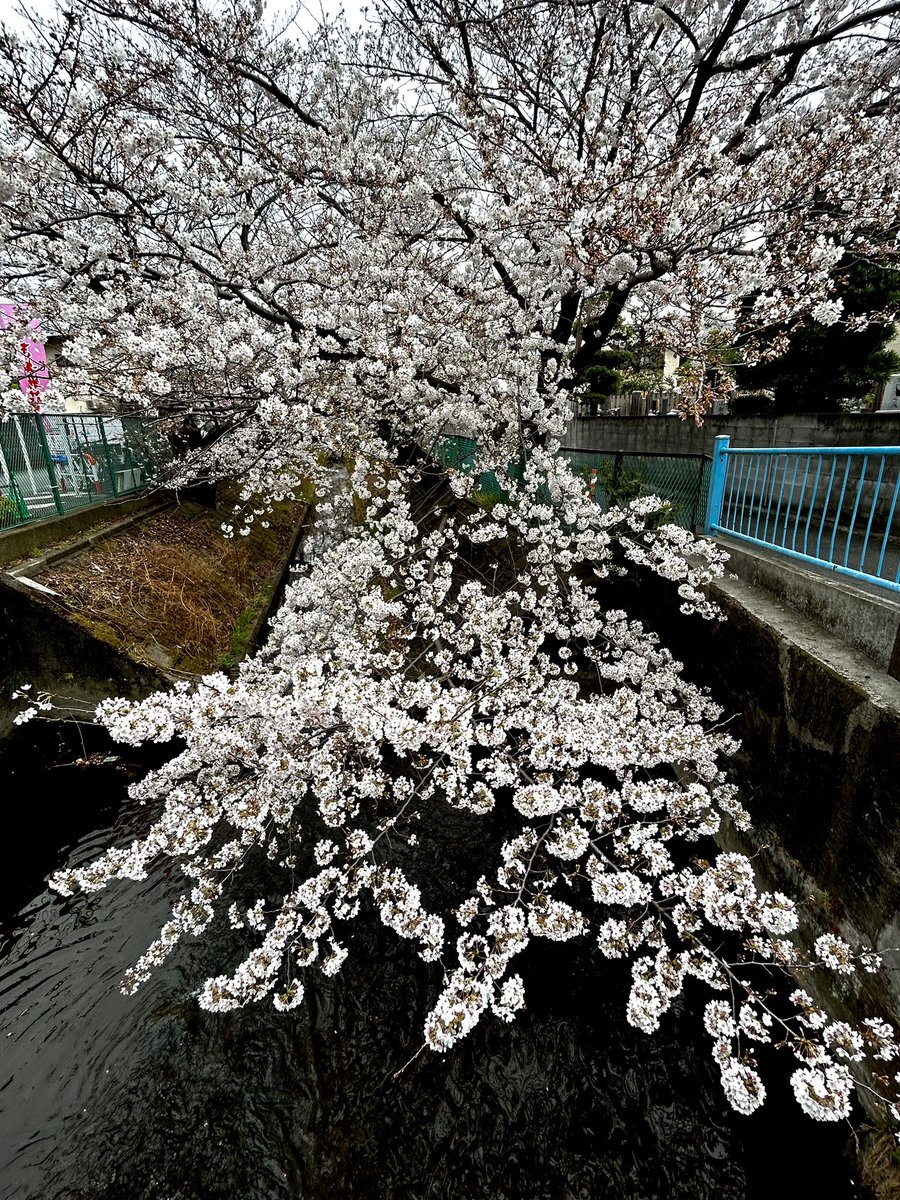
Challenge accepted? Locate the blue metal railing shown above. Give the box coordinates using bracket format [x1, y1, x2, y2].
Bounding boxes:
[705, 435, 900, 592]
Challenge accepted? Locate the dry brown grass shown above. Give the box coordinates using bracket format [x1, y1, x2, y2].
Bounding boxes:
[44, 495, 305, 672]
[860, 1129, 900, 1200]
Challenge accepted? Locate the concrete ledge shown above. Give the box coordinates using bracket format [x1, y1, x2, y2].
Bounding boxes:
[0, 491, 170, 568]
[715, 535, 900, 674]
[710, 571, 900, 716]
[6, 498, 173, 581]
[0, 571, 172, 738]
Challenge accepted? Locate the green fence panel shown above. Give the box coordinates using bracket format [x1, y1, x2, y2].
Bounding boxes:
[433, 436, 711, 531]
[0, 412, 174, 532]
[557, 449, 710, 530]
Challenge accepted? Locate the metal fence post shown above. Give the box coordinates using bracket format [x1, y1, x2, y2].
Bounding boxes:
[31, 414, 65, 517]
[704, 435, 730, 535]
[98, 418, 118, 497]
[8, 473, 31, 523]
[12, 415, 39, 495]
[691, 456, 709, 530]
[69, 417, 93, 503]
[612, 450, 623, 495]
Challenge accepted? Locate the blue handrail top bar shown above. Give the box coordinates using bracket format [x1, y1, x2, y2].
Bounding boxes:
[723, 446, 900, 457]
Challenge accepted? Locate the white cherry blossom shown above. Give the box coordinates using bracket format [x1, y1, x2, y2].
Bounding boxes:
[2, 0, 898, 1128]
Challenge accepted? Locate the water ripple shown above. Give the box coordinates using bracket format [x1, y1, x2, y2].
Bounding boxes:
[0, 731, 855, 1200]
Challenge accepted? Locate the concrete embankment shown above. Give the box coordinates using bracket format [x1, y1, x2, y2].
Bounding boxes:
[636, 558, 900, 1117]
[0, 489, 308, 737]
[715, 536, 900, 677]
[0, 570, 170, 737]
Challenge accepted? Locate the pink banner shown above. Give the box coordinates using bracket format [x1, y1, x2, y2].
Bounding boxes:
[0, 302, 50, 412]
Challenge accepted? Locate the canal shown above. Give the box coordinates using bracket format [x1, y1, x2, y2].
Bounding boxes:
[0, 720, 861, 1199]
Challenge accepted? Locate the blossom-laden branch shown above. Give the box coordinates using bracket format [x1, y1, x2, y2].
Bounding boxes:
[2, 0, 900, 1126]
[41, 450, 900, 1125]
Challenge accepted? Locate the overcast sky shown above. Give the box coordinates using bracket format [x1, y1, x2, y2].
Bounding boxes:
[3, 0, 369, 39]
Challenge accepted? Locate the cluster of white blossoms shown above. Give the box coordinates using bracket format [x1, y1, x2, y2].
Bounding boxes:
[4, 0, 900, 1128]
[41, 449, 900, 1123]
[10, 683, 53, 725]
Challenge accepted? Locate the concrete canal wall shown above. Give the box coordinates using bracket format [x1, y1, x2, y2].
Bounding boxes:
[633, 563, 900, 1110]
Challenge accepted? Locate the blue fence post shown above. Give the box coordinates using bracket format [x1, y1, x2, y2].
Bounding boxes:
[704, 435, 730, 535]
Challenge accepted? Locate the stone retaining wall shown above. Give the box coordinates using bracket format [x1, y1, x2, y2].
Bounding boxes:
[566, 412, 900, 456]
[625, 568, 900, 1119]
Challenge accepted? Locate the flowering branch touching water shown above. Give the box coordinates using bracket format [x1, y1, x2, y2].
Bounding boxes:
[44, 455, 900, 1125]
[2, 0, 900, 1127]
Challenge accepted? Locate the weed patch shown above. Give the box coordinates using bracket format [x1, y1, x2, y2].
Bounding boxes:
[43, 487, 305, 672]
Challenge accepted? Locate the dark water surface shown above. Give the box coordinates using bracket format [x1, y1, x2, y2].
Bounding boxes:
[0, 724, 859, 1199]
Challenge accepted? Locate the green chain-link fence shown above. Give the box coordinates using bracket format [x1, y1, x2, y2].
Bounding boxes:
[432, 436, 711, 530]
[558, 448, 711, 530]
[0, 413, 171, 532]
[432, 435, 531, 501]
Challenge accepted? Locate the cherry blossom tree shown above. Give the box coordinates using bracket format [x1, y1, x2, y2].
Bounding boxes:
[3, 0, 900, 1123]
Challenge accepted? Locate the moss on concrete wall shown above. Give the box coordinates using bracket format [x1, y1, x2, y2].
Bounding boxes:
[0, 574, 170, 737]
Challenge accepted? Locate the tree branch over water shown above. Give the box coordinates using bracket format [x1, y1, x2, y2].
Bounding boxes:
[3, 0, 900, 1126]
